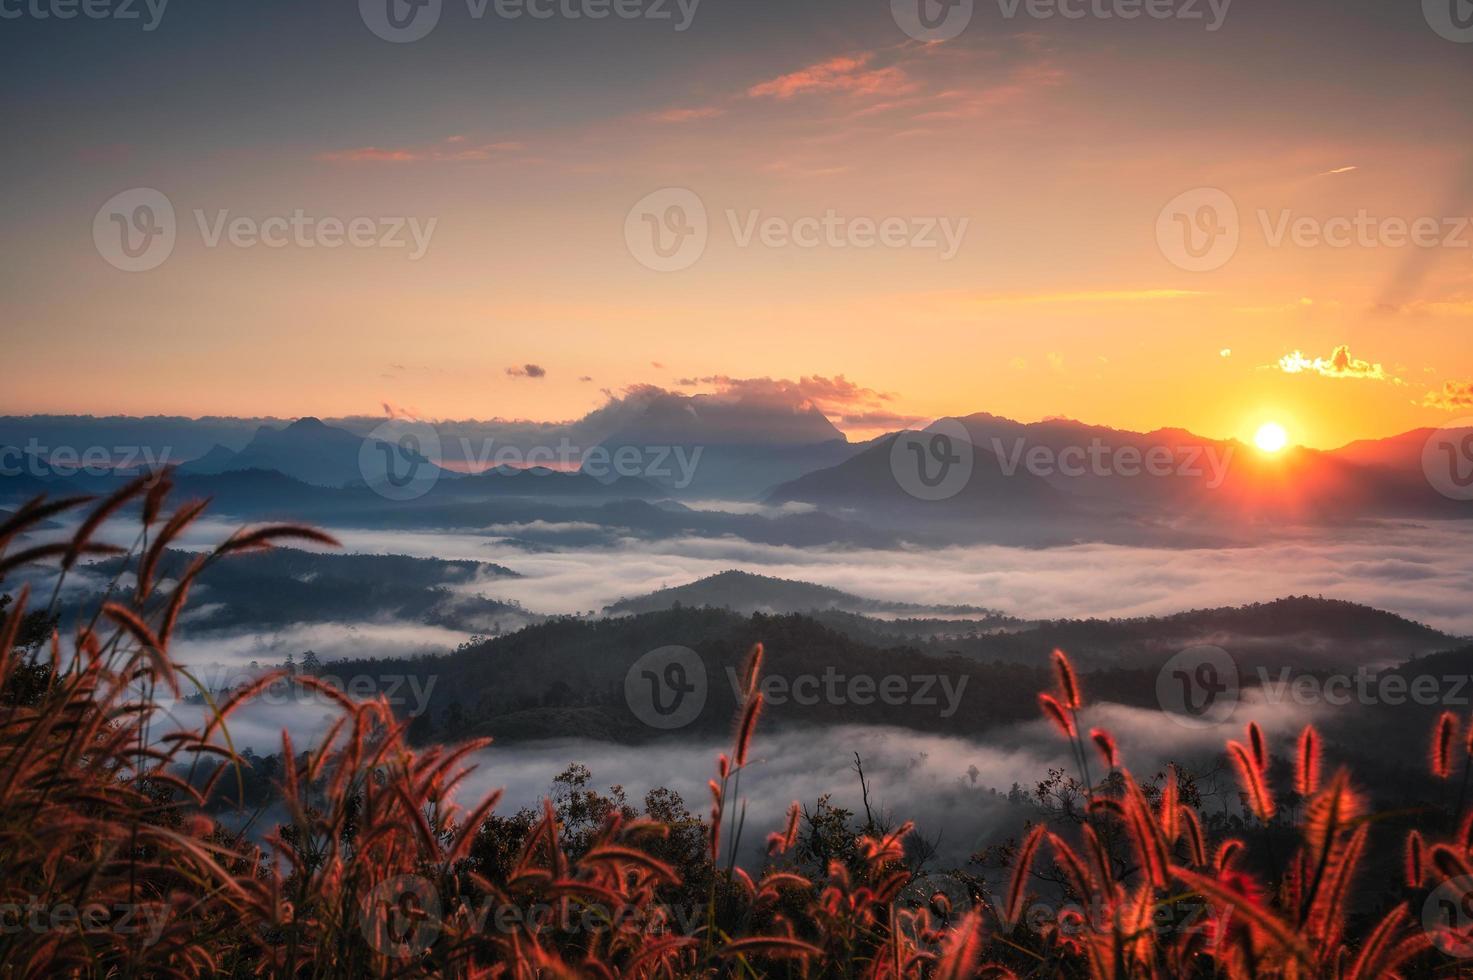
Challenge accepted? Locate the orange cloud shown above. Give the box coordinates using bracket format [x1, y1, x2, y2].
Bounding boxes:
[1424, 380, 1473, 411]
[1275, 345, 1392, 381]
[315, 138, 525, 164]
[678, 374, 896, 417]
[649, 106, 725, 123]
[747, 54, 911, 101]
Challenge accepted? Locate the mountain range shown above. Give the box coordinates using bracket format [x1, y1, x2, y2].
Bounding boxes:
[3, 401, 1470, 546]
[319, 596, 1462, 744]
[603, 569, 1008, 619]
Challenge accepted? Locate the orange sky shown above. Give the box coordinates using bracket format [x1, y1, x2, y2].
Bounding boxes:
[4, 4, 1473, 450]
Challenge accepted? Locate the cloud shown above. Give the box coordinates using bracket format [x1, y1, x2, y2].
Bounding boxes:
[1274, 345, 1392, 381]
[1318, 165, 1358, 176]
[834, 410, 929, 429]
[759, 160, 852, 179]
[1424, 380, 1473, 411]
[747, 53, 913, 101]
[315, 137, 525, 164]
[675, 374, 896, 421]
[506, 364, 547, 379]
[278, 512, 1473, 636]
[648, 106, 725, 123]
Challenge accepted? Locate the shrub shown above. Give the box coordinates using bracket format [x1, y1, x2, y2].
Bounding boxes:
[0, 479, 1461, 976]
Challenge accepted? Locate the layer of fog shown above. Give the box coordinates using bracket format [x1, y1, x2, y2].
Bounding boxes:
[31, 513, 1473, 635]
[166, 688, 1317, 868]
[169, 620, 470, 674]
[253, 519, 1473, 635]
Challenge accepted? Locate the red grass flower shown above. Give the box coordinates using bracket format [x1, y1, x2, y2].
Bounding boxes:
[1433, 710, 1459, 778]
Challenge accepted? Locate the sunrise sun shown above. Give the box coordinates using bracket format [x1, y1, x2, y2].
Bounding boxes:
[1254, 421, 1289, 453]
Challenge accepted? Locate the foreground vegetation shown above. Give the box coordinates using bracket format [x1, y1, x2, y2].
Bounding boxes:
[0, 477, 1467, 976]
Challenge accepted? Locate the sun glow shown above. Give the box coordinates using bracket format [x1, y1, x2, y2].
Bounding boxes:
[1254, 421, 1289, 453]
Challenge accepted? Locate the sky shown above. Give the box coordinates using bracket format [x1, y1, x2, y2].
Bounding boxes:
[3, 0, 1473, 448]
